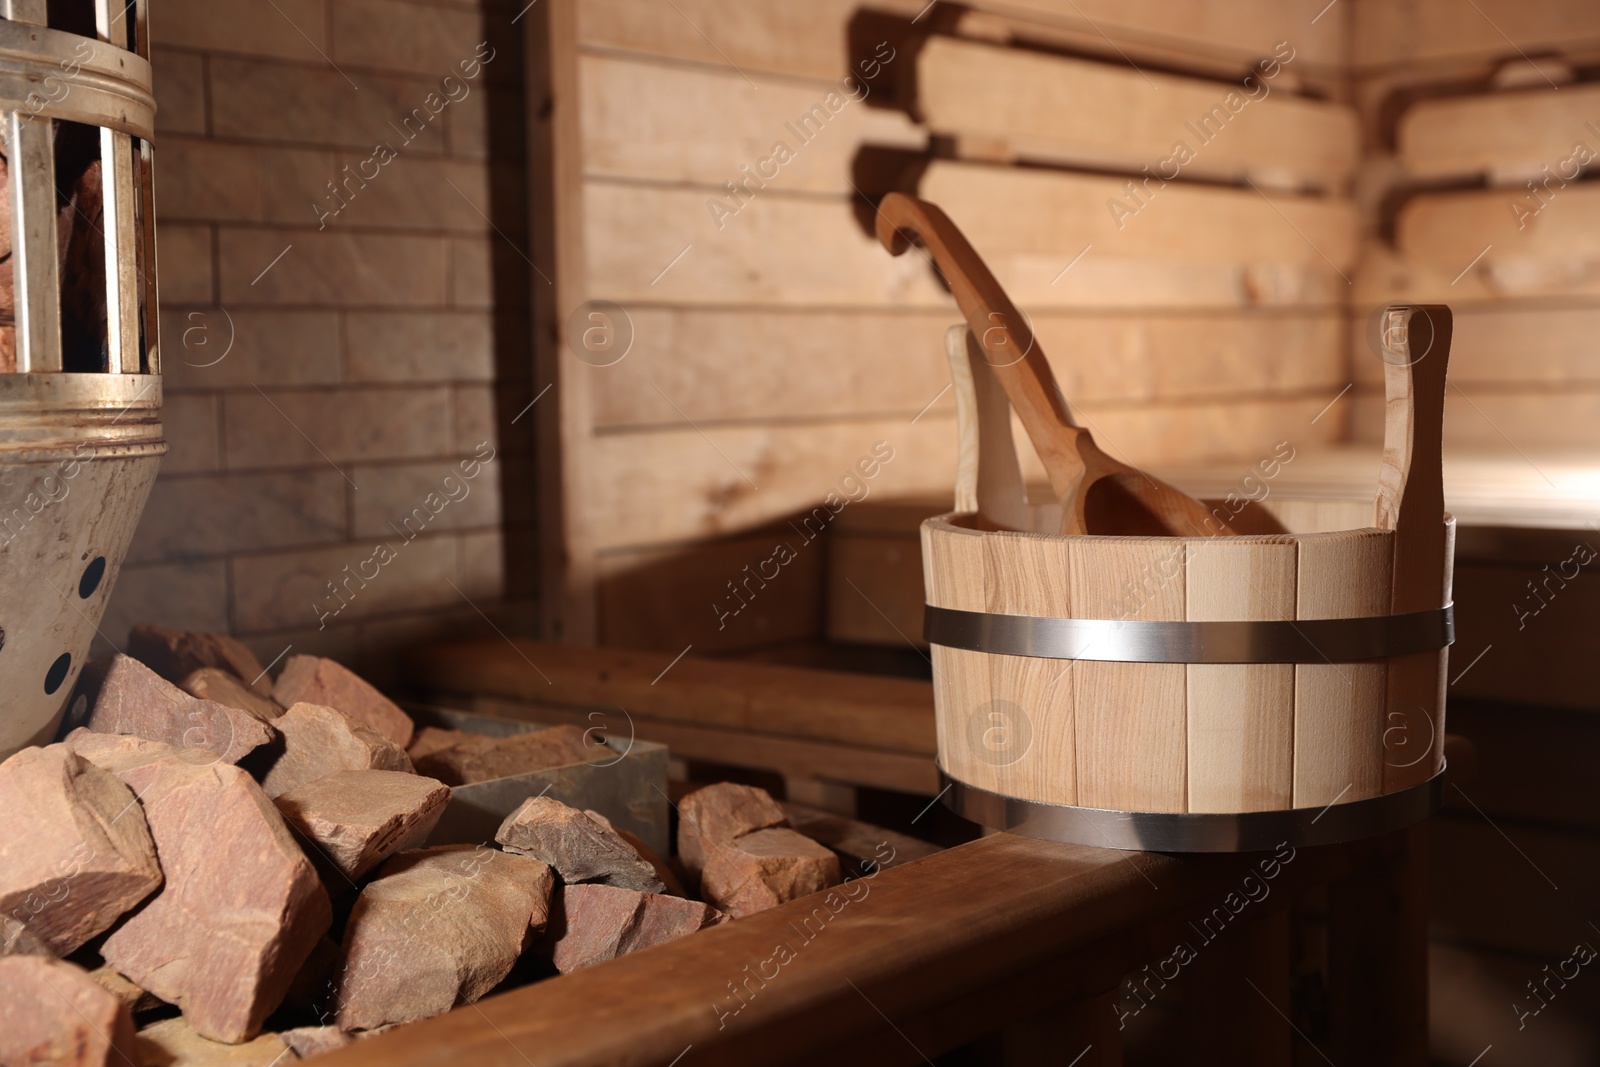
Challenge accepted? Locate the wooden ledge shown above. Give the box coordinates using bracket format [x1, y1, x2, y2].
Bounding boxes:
[404, 640, 937, 758]
[320, 831, 1373, 1066]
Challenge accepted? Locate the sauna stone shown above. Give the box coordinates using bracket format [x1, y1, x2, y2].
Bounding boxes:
[128, 622, 272, 696]
[0, 921, 52, 957]
[335, 846, 556, 1031]
[549, 883, 724, 973]
[273, 654, 416, 747]
[496, 796, 665, 892]
[81, 653, 275, 764]
[0, 956, 137, 1067]
[89, 963, 164, 1013]
[281, 1024, 354, 1058]
[407, 725, 470, 761]
[259, 702, 414, 799]
[181, 667, 284, 721]
[412, 724, 599, 785]
[97, 751, 332, 1043]
[700, 827, 841, 918]
[64, 728, 179, 772]
[274, 769, 451, 881]
[676, 781, 788, 880]
[134, 1018, 291, 1066]
[0, 744, 162, 956]
[591, 809, 685, 896]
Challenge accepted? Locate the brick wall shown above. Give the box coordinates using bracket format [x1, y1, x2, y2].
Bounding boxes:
[103, 0, 537, 685]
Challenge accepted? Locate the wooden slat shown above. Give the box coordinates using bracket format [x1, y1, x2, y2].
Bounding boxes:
[1350, 239, 1600, 306]
[1350, 305, 1600, 389]
[583, 182, 952, 308]
[1185, 536, 1297, 812]
[1293, 530, 1392, 807]
[587, 418, 955, 553]
[918, 36, 1357, 190]
[990, 0, 1345, 71]
[1398, 83, 1600, 181]
[576, 0, 1344, 80]
[1350, 387, 1600, 448]
[984, 532, 1077, 806]
[921, 160, 1358, 268]
[1071, 537, 1187, 812]
[405, 638, 937, 757]
[589, 398, 1343, 554]
[466, 693, 939, 796]
[922, 519, 997, 794]
[1355, 0, 1600, 70]
[575, 0, 926, 82]
[1396, 184, 1600, 276]
[1158, 444, 1600, 531]
[592, 308, 1344, 428]
[578, 53, 923, 192]
[587, 179, 1351, 311]
[597, 532, 826, 653]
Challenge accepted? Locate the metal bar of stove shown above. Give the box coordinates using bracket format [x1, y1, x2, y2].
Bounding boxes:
[133, 0, 149, 59]
[92, 0, 124, 45]
[100, 128, 141, 372]
[3, 0, 63, 374]
[133, 0, 158, 373]
[95, 0, 141, 373]
[0, 0, 46, 23]
[6, 116, 63, 372]
[136, 137, 159, 374]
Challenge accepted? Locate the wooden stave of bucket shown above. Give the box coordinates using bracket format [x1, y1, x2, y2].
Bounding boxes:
[924, 494, 1453, 837]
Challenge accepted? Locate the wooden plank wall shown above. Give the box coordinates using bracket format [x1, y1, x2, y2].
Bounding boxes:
[532, 0, 1357, 652]
[1349, 0, 1600, 446]
[1348, 6, 1600, 1061]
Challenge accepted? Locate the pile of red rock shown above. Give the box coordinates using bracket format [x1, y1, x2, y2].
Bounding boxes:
[0, 625, 845, 1065]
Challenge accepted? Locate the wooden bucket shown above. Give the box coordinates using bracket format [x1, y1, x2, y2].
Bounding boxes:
[927, 311, 1454, 851]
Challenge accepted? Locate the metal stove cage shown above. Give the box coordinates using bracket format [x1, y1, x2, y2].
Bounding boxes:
[0, 0, 162, 760]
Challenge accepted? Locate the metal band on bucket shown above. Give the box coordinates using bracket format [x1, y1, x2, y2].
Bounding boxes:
[924, 603, 1454, 663]
[939, 766, 1447, 852]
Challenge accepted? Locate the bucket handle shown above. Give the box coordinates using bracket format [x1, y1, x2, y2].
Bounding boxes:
[944, 324, 1029, 529]
[1373, 304, 1453, 613]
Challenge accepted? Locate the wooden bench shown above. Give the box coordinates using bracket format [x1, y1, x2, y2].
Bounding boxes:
[323, 816, 1428, 1066]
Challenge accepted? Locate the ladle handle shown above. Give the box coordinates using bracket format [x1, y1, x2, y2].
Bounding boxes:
[877, 193, 1083, 508]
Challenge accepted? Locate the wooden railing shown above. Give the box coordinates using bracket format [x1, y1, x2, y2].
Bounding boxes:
[323, 823, 1426, 1066]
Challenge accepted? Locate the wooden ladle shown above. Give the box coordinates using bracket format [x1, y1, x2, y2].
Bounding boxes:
[876, 192, 1232, 536]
